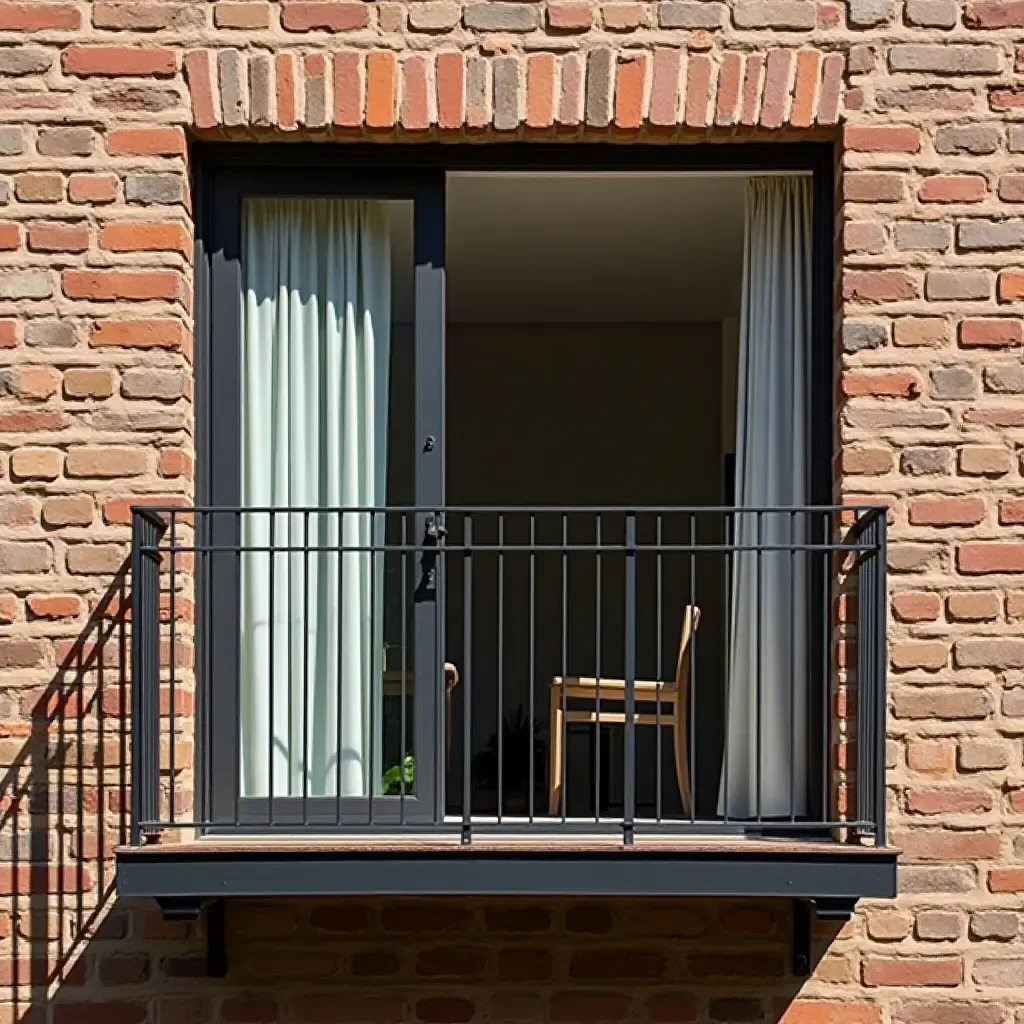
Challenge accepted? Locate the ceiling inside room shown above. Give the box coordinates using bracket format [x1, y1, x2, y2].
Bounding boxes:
[446, 172, 748, 324]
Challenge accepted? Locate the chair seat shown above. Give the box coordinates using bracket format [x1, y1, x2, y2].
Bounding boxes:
[551, 676, 674, 696]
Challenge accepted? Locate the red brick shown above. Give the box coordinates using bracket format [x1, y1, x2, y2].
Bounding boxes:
[0, 3, 79, 29]
[921, 175, 988, 203]
[401, 54, 429, 131]
[863, 957, 962, 987]
[712, 50, 742, 125]
[959, 318, 1023, 347]
[366, 51, 396, 129]
[100, 221, 189, 255]
[281, 1, 369, 30]
[960, 543, 1024, 574]
[214, 2, 272, 28]
[63, 269, 181, 302]
[27, 221, 88, 253]
[0, 865, 92, 894]
[276, 52, 297, 129]
[760, 48, 792, 129]
[69, 173, 118, 204]
[908, 497, 987, 527]
[842, 371, 921, 398]
[548, 2, 593, 28]
[91, 319, 185, 349]
[845, 125, 921, 152]
[965, 0, 1024, 26]
[892, 591, 941, 622]
[844, 271, 918, 302]
[649, 48, 681, 126]
[62, 46, 176, 77]
[527, 53, 555, 129]
[684, 53, 712, 128]
[333, 51, 362, 128]
[990, 868, 1024, 892]
[614, 54, 645, 129]
[106, 127, 185, 156]
[184, 50, 217, 130]
[779, 1004, 881, 1024]
[845, 172, 905, 203]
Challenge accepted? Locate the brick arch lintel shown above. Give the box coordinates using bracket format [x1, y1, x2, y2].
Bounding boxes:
[184, 47, 846, 136]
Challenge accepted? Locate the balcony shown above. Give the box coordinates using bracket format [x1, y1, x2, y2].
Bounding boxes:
[117, 504, 895, 923]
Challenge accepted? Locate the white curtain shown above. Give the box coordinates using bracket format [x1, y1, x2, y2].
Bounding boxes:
[720, 177, 812, 820]
[239, 197, 391, 799]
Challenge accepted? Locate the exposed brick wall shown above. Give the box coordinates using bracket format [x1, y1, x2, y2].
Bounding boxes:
[0, 0, 1023, 1022]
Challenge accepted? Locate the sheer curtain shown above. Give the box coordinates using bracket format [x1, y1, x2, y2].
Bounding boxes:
[239, 197, 391, 799]
[720, 176, 812, 820]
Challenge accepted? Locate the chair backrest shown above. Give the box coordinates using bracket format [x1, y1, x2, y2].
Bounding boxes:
[673, 604, 701, 692]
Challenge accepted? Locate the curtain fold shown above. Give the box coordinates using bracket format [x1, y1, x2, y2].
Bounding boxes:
[719, 176, 812, 820]
[238, 197, 391, 799]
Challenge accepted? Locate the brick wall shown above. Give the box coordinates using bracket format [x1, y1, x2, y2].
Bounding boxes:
[0, 0, 1023, 1021]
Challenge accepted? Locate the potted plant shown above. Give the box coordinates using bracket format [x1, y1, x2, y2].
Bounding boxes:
[472, 705, 546, 815]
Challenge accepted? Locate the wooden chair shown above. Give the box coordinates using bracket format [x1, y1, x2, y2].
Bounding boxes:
[547, 605, 701, 818]
[383, 662, 460, 767]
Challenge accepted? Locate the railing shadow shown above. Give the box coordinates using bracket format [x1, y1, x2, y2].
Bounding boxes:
[0, 562, 194, 1021]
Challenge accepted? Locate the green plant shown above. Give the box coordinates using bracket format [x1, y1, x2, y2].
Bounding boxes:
[472, 705, 546, 794]
[382, 754, 415, 795]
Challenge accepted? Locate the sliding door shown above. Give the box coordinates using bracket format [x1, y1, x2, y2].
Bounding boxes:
[202, 167, 444, 828]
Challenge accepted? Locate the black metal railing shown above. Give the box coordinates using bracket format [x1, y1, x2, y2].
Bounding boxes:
[128, 505, 887, 846]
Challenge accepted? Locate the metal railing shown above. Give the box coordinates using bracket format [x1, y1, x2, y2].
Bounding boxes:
[129, 505, 887, 846]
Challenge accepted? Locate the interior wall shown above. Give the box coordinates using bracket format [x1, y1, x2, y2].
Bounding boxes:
[445, 322, 727, 816]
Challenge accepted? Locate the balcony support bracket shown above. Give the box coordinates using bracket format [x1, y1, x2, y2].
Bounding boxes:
[792, 898, 856, 978]
[155, 897, 227, 978]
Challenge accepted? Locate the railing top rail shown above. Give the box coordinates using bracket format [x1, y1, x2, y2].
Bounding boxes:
[131, 503, 890, 516]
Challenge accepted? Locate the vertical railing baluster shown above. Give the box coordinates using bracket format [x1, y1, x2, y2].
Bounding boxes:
[169, 511, 176, 825]
[822, 511, 831, 831]
[655, 514, 662, 824]
[400, 512, 408, 822]
[790, 509, 797, 824]
[369, 510, 378, 827]
[595, 513, 602, 824]
[722, 509, 731, 826]
[497, 514, 504, 824]
[528, 514, 535, 825]
[755, 511, 763, 824]
[336, 508, 344, 824]
[561, 513, 568, 825]
[688, 513, 697, 826]
[302, 509, 310, 825]
[857, 510, 872, 836]
[233, 509, 241, 827]
[131, 511, 163, 840]
[623, 512, 636, 846]
[268, 509, 275, 824]
[463, 514, 473, 843]
[875, 512, 888, 845]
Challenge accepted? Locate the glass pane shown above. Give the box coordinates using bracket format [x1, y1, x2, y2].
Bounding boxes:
[236, 196, 414, 799]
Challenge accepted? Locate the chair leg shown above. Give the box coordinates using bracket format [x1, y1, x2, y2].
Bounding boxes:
[672, 721, 692, 819]
[548, 688, 563, 817]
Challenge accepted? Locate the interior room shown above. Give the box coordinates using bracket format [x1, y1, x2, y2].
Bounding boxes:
[443, 172, 746, 819]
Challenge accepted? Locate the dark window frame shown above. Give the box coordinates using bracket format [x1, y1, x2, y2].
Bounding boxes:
[192, 141, 836, 832]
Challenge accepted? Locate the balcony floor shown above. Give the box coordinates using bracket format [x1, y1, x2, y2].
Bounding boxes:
[116, 832, 897, 905]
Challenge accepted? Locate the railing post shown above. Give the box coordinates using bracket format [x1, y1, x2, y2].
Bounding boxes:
[875, 513, 888, 846]
[131, 509, 165, 844]
[856, 510, 887, 844]
[623, 512, 636, 846]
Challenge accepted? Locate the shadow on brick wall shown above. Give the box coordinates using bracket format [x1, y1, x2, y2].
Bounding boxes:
[0, 563, 843, 1024]
[0, 565, 202, 1024]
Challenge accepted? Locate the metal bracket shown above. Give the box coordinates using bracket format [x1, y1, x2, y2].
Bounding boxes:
[792, 898, 856, 977]
[155, 898, 227, 978]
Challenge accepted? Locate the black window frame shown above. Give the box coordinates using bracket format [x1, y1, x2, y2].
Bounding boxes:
[192, 141, 835, 833]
